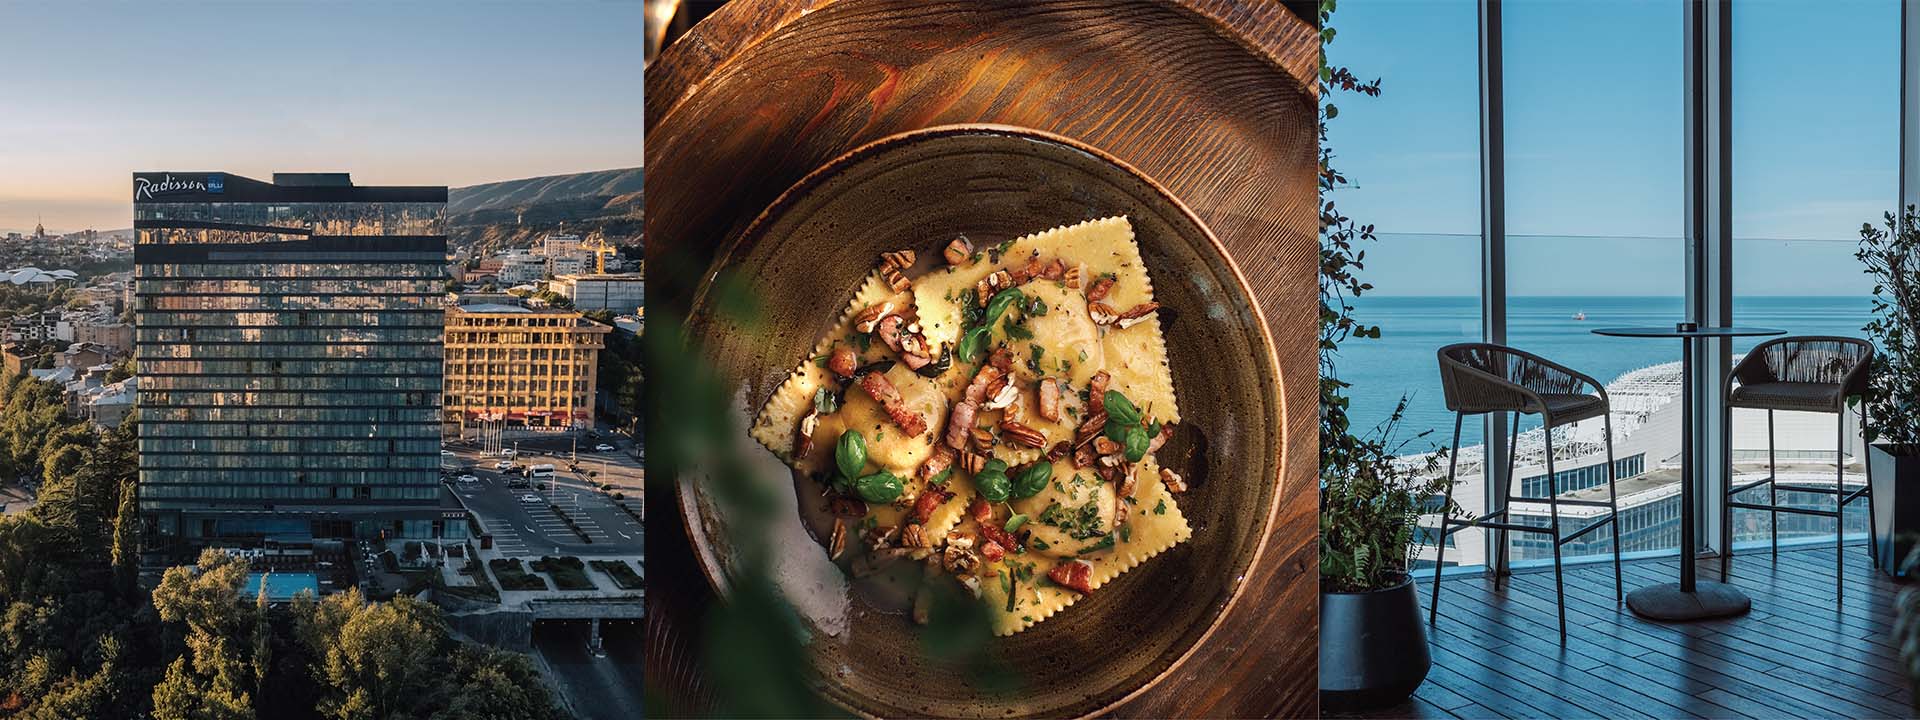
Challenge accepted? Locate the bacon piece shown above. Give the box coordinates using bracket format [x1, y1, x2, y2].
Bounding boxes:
[943, 237, 974, 266]
[911, 487, 952, 524]
[858, 371, 927, 437]
[1087, 372, 1111, 414]
[1046, 441, 1073, 461]
[1048, 559, 1094, 594]
[979, 539, 1006, 563]
[1037, 378, 1062, 422]
[980, 524, 1020, 554]
[901, 352, 932, 370]
[827, 346, 858, 379]
[1086, 275, 1116, 302]
[963, 365, 1003, 404]
[969, 498, 993, 524]
[920, 446, 955, 481]
[944, 400, 978, 450]
[876, 315, 905, 351]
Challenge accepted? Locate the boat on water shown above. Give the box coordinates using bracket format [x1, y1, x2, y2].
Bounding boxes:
[1572, 311, 1587, 321]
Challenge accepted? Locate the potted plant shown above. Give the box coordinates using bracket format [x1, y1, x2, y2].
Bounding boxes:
[1319, 396, 1451, 712]
[1858, 205, 1920, 577]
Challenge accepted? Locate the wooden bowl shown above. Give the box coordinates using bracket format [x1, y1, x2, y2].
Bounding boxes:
[679, 125, 1285, 718]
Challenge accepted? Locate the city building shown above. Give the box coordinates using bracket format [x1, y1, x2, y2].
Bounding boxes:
[442, 302, 609, 432]
[497, 250, 546, 285]
[133, 171, 463, 547]
[74, 320, 132, 357]
[552, 273, 644, 314]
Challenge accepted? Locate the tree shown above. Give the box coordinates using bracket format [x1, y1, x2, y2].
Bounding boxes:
[313, 596, 445, 720]
[151, 550, 259, 719]
[428, 645, 564, 720]
[110, 480, 139, 598]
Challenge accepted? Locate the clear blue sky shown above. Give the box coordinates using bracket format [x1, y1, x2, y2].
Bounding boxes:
[0, 1, 643, 233]
[1325, 0, 1897, 297]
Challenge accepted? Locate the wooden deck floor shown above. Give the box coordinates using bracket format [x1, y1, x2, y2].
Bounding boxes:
[1354, 543, 1915, 719]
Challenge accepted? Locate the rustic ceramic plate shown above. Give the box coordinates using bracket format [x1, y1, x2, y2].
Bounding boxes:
[678, 124, 1284, 718]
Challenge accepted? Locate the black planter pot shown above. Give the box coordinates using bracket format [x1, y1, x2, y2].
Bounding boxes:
[1867, 442, 1920, 577]
[1319, 575, 1431, 712]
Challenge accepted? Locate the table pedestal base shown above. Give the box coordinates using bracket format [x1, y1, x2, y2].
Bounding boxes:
[1626, 581, 1751, 621]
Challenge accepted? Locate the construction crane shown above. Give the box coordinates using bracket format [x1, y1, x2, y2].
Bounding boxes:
[582, 234, 620, 274]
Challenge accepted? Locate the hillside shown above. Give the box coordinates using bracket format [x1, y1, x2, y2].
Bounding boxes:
[446, 168, 642, 256]
[448, 168, 642, 214]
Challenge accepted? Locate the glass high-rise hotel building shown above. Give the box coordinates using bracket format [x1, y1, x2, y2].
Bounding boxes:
[133, 172, 461, 545]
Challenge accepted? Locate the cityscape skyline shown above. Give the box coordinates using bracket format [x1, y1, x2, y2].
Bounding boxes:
[0, 1, 643, 231]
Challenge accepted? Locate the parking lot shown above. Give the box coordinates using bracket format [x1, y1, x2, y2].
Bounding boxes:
[442, 427, 642, 558]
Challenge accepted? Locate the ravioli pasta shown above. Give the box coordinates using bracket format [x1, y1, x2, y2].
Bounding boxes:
[751, 216, 1191, 635]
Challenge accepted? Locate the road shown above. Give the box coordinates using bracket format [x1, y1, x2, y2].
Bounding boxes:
[443, 428, 643, 558]
[533, 619, 643, 720]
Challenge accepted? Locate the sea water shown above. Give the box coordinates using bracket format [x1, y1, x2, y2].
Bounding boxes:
[1332, 295, 1874, 450]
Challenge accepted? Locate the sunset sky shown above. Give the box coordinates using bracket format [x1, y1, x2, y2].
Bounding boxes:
[0, 1, 643, 233]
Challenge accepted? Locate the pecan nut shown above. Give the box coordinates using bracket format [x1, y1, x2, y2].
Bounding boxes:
[881, 249, 916, 270]
[999, 420, 1047, 448]
[1161, 467, 1188, 493]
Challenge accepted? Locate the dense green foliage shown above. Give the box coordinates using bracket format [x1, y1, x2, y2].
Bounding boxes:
[0, 373, 565, 719]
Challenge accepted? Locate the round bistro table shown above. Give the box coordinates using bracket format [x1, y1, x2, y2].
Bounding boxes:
[1589, 323, 1785, 621]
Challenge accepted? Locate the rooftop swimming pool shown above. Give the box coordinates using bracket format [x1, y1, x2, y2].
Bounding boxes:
[244, 572, 321, 601]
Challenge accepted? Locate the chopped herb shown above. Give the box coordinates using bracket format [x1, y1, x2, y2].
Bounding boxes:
[1003, 573, 1016, 612]
[1153, 498, 1167, 515]
[1031, 537, 1050, 551]
[1077, 349, 1088, 362]
[928, 467, 953, 485]
[861, 515, 878, 530]
[852, 332, 872, 353]
[1030, 345, 1044, 362]
[812, 354, 831, 368]
[1022, 615, 1033, 622]
[1005, 318, 1034, 340]
[1077, 535, 1116, 555]
[1120, 526, 1132, 543]
[1025, 296, 1049, 316]
[1038, 500, 1106, 540]
[1004, 513, 1029, 533]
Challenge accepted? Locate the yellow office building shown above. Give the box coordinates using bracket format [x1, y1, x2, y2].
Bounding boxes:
[444, 303, 610, 430]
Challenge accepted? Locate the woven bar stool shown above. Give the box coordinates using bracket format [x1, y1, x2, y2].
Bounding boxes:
[1719, 336, 1874, 599]
[1430, 343, 1625, 643]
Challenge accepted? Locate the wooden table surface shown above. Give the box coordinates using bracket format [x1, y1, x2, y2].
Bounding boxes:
[644, 1, 1323, 716]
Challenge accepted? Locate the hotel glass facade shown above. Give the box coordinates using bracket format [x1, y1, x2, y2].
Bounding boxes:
[134, 172, 458, 544]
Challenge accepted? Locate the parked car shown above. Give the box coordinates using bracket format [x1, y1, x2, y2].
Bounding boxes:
[500, 448, 518, 458]
[594, 443, 616, 452]
[494, 460, 514, 471]
[440, 450, 456, 457]
[519, 494, 542, 503]
[456, 474, 479, 484]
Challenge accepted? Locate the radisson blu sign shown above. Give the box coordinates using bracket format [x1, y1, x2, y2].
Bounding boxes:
[134, 173, 224, 201]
